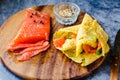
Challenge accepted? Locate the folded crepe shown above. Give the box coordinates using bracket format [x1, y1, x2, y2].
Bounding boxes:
[53, 13, 110, 66]
[53, 24, 80, 51]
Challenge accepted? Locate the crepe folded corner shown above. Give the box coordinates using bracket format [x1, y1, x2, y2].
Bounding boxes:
[53, 13, 110, 66]
[53, 24, 80, 51]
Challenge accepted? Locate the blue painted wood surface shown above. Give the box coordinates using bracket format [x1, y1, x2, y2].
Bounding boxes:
[0, 0, 120, 80]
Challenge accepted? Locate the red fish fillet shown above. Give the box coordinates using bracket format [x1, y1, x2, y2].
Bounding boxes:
[8, 9, 50, 61]
[12, 9, 50, 45]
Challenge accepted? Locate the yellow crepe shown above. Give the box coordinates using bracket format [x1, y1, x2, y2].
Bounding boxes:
[53, 24, 80, 51]
[53, 13, 110, 66]
[75, 14, 109, 66]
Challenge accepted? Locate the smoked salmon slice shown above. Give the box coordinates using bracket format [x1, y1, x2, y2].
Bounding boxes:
[8, 40, 44, 51]
[18, 42, 50, 61]
[7, 9, 50, 61]
[14, 41, 49, 55]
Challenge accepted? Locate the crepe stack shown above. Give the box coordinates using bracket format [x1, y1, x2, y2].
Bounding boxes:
[53, 13, 110, 66]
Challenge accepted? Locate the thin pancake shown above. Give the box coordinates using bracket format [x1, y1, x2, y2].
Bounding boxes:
[53, 14, 110, 66]
[75, 14, 109, 66]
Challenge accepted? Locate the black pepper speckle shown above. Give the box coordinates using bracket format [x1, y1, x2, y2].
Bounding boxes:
[33, 20, 36, 22]
[40, 20, 44, 24]
[30, 15, 32, 18]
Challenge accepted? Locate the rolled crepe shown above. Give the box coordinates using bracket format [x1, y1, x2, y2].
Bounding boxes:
[53, 13, 110, 66]
[75, 14, 109, 66]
